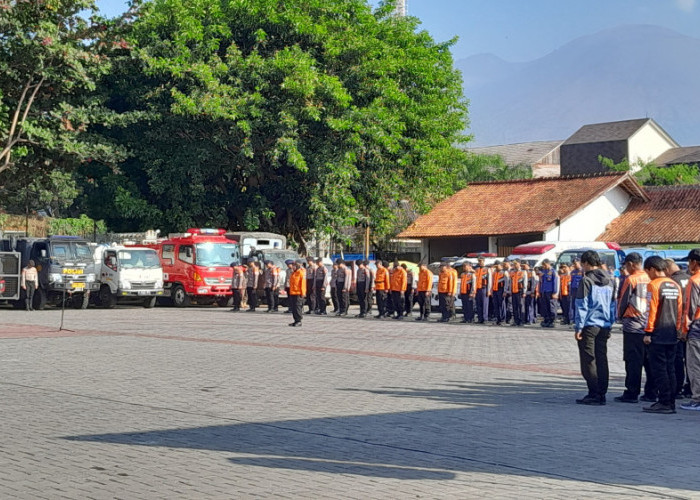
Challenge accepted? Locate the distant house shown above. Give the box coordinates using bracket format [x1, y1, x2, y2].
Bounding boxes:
[397, 172, 648, 261]
[560, 118, 679, 176]
[467, 140, 562, 178]
[598, 185, 700, 246]
[654, 146, 700, 167]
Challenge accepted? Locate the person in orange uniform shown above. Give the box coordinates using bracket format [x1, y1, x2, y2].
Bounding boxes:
[680, 249, 700, 411]
[374, 260, 391, 319]
[390, 260, 408, 320]
[474, 257, 492, 324]
[288, 259, 307, 327]
[559, 264, 572, 325]
[449, 263, 459, 319]
[437, 262, 456, 323]
[510, 260, 528, 326]
[460, 262, 476, 323]
[415, 262, 433, 322]
[491, 261, 507, 325]
[642, 256, 683, 414]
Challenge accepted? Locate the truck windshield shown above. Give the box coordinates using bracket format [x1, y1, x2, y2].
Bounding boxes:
[118, 249, 161, 269]
[51, 241, 93, 263]
[196, 243, 240, 267]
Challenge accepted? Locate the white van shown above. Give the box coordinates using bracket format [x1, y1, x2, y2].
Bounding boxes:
[507, 241, 612, 268]
[93, 244, 164, 308]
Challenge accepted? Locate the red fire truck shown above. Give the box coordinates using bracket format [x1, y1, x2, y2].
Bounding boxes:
[140, 228, 240, 307]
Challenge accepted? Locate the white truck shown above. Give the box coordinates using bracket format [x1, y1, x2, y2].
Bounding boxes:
[92, 244, 164, 308]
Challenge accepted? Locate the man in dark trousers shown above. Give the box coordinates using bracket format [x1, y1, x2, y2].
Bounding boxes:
[666, 259, 691, 398]
[474, 257, 491, 324]
[288, 260, 306, 327]
[314, 258, 328, 315]
[305, 257, 316, 314]
[460, 262, 476, 323]
[403, 263, 414, 317]
[374, 260, 390, 318]
[574, 250, 615, 406]
[510, 260, 527, 327]
[263, 260, 281, 312]
[614, 252, 654, 403]
[335, 259, 352, 316]
[491, 261, 506, 325]
[680, 249, 700, 411]
[245, 258, 260, 312]
[230, 262, 247, 312]
[642, 256, 683, 414]
[355, 260, 371, 318]
[415, 261, 433, 322]
[539, 259, 560, 328]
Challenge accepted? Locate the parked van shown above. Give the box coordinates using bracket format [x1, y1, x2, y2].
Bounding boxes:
[225, 232, 286, 259]
[507, 241, 615, 268]
[92, 244, 164, 308]
[622, 247, 690, 262]
[555, 246, 626, 277]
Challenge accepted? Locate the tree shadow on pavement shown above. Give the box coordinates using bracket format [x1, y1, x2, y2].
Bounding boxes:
[63, 377, 700, 491]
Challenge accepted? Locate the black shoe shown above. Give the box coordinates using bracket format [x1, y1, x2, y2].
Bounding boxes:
[460, 319, 468, 323]
[614, 395, 638, 403]
[358, 314, 366, 318]
[643, 402, 676, 414]
[639, 394, 657, 403]
[414, 317, 423, 321]
[247, 308, 256, 312]
[284, 310, 292, 314]
[576, 395, 605, 405]
[288, 322, 297, 327]
[266, 309, 272, 313]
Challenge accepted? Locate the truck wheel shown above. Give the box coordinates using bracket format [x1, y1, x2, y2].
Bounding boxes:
[143, 296, 157, 308]
[32, 288, 47, 311]
[171, 285, 190, 307]
[72, 292, 90, 309]
[99, 285, 116, 309]
[216, 297, 231, 307]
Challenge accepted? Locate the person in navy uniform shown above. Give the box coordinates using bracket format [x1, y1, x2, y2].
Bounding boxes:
[569, 258, 584, 322]
[539, 259, 560, 328]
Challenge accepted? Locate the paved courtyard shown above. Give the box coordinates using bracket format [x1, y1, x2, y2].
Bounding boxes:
[1, 304, 699, 499]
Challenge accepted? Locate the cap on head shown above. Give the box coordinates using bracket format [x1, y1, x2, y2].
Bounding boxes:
[541, 258, 551, 265]
[285, 259, 294, 265]
[28, 259, 35, 267]
[315, 257, 323, 264]
[687, 248, 700, 263]
[295, 259, 304, 266]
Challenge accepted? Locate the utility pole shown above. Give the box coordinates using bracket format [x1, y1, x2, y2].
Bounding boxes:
[394, 0, 407, 17]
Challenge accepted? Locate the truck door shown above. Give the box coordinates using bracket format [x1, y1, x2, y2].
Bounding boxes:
[103, 250, 118, 292]
[30, 241, 50, 288]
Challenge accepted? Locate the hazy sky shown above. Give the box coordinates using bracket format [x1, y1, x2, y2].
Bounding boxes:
[96, 0, 700, 61]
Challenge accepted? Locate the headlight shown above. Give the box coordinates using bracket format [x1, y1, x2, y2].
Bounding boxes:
[86, 273, 96, 283]
[119, 280, 131, 290]
[49, 273, 63, 283]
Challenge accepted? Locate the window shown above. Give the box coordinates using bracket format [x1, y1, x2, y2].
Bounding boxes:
[178, 245, 194, 264]
[162, 244, 175, 264]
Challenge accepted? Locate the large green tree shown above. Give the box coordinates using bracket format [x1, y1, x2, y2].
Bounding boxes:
[84, 0, 470, 244]
[0, 0, 131, 212]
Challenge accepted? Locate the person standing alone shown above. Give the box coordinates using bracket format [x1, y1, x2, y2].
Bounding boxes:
[21, 260, 38, 311]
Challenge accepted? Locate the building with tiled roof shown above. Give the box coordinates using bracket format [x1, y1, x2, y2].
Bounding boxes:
[654, 146, 700, 167]
[598, 185, 700, 245]
[467, 140, 563, 178]
[398, 172, 648, 260]
[560, 118, 679, 176]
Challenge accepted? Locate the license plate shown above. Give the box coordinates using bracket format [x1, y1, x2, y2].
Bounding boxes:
[71, 282, 86, 290]
[63, 268, 82, 275]
[137, 290, 150, 295]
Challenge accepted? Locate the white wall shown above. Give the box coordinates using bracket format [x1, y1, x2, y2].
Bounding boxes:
[544, 186, 632, 242]
[628, 123, 674, 171]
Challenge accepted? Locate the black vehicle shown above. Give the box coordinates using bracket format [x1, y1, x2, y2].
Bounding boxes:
[0, 235, 99, 309]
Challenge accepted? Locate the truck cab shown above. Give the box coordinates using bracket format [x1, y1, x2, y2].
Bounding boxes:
[142, 228, 240, 307]
[1, 235, 99, 309]
[93, 244, 164, 308]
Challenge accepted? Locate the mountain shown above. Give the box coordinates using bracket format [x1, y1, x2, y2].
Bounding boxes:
[458, 25, 700, 147]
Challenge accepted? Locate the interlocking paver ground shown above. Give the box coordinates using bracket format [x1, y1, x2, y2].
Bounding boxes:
[1, 304, 699, 499]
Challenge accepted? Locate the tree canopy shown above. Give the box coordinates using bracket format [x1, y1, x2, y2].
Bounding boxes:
[81, 0, 470, 246]
[598, 155, 700, 186]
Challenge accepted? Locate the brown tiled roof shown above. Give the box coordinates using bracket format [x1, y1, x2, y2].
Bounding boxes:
[398, 173, 646, 239]
[598, 185, 700, 245]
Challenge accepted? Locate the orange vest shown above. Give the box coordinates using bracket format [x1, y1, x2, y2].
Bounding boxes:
[375, 267, 390, 291]
[438, 269, 455, 294]
[560, 274, 571, 296]
[510, 270, 524, 293]
[460, 271, 474, 295]
[475, 267, 489, 290]
[417, 268, 433, 292]
[390, 267, 407, 292]
[491, 271, 504, 292]
[289, 268, 306, 296]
